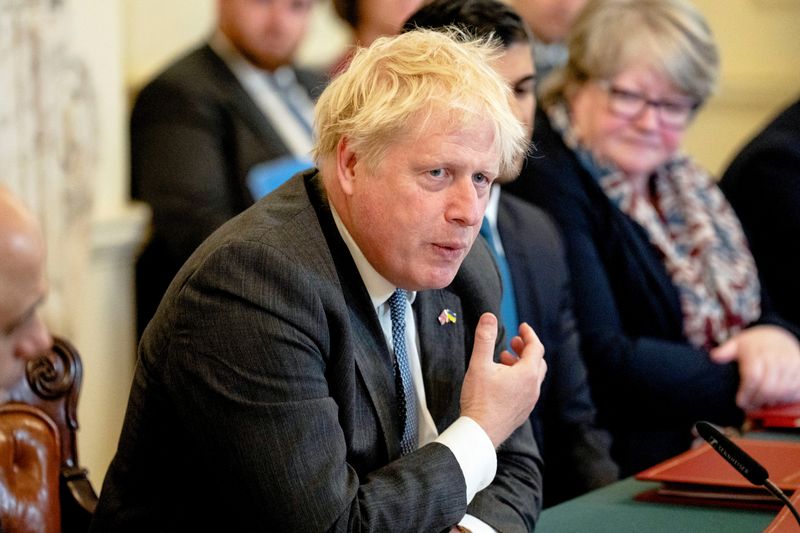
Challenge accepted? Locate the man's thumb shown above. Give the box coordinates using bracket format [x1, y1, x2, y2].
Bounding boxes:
[470, 312, 499, 368]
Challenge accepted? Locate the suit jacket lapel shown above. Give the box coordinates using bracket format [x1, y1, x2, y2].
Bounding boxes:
[347, 292, 403, 459]
[201, 44, 289, 152]
[306, 174, 401, 458]
[415, 290, 465, 433]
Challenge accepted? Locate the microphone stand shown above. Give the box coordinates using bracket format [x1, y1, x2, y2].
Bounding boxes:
[696, 421, 800, 528]
[763, 479, 800, 527]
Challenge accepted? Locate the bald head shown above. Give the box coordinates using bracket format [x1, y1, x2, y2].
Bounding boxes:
[0, 187, 45, 264]
[0, 186, 51, 398]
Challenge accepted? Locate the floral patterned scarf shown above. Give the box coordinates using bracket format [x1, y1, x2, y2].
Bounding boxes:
[548, 102, 761, 349]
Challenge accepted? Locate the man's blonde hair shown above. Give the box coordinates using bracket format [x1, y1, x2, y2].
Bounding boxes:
[312, 29, 528, 178]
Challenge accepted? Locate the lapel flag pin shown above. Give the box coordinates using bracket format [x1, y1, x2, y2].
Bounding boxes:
[438, 309, 457, 325]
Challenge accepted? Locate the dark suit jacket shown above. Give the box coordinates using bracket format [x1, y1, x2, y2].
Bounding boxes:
[503, 108, 798, 476]
[720, 97, 800, 328]
[131, 42, 327, 336]
[497, 192, 618, 506]
[91, 170, 543, 532]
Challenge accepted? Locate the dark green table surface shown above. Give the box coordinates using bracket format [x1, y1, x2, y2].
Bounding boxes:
[537, 431, 799, 532]
[536, 477, 777, 532]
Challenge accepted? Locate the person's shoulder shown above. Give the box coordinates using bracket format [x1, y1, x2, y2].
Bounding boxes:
[498, 192, 566, 264]
[721, 97, 800, 189]
[730, 98, 800, 156]
[507, 108, 586, 202]
[529, 117, 581, 183]
[208, 170, 321, 249]
[500, 192, 557, 227]
[138, 43, 228, 97]
[765, 97, 800, 134]
[131, 43, 241, 122]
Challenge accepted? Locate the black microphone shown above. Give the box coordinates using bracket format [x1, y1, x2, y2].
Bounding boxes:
[695, 421, 800, 527]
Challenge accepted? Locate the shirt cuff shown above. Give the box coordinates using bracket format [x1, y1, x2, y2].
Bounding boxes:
[459, 513, 499, 533]
[434, 416, 496, 503]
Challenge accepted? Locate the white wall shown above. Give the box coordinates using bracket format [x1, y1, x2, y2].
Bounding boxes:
[123, 0, 216, 93]
[69, 0, 149, 489]
[675, 0, 800, 175]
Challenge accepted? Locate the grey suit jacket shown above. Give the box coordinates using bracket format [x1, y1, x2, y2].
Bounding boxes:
[92, 170, 543, 532]
[131, 42, 327, 336]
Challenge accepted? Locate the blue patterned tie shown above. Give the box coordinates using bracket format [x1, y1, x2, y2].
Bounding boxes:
[388, 289, 418, 455]
[480, 218, 519, 346]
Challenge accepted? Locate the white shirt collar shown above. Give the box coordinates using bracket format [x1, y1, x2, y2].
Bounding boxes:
[483, 184, 502, 230]
[329, 204, 416, 309]
[210, 30, 254, 73]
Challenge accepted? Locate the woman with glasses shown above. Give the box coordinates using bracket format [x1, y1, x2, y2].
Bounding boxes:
[504, 0, 800, 477]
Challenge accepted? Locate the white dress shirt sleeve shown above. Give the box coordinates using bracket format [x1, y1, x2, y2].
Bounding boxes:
[435, 416, 497, 501]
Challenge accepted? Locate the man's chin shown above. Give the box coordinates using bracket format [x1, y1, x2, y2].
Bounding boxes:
[415, 268, 461, 292]
[242, 49, 292, 72]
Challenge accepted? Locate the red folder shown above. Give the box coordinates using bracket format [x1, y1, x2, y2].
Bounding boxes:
[634, 439, 800, 510]
[749, 403, 800, 429]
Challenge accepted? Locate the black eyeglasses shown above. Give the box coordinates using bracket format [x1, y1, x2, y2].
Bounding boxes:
[596, 80, 700, 129]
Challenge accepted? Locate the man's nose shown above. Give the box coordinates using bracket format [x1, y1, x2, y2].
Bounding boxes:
[446, 177, 483, 227]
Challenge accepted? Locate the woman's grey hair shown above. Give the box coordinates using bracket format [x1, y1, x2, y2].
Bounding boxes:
[540, 0, 719, 109]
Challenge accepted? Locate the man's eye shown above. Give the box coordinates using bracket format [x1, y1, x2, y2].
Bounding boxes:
[473, 173, 489, 185]
[515, 79, 535, 97]
[429, 168, 445, 178]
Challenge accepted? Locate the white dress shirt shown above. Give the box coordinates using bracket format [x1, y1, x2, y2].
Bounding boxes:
[482, 185, 506, 257]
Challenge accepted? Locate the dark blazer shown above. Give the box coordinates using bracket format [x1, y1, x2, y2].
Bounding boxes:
[720, 97, 800, 328]
[131, 42, 327, 336]
[497, 192, 618, 506]
[503, 108, 797, 476]
[91, 170, 543, 532]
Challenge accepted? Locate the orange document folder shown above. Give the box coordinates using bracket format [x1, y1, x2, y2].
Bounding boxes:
[749, 403, 800, 429]
[635, 439, 800, 510]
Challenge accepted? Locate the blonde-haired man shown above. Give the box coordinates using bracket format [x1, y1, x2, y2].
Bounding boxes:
[93, 30, 545, 532]
[0, 187, 52, 402]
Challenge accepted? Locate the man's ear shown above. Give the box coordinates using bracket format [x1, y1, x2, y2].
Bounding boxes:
[335, 136, 358, 196]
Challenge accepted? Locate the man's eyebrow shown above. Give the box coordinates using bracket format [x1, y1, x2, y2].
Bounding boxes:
[516, 74, 536, 86]
[2, 296, 45, 336]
